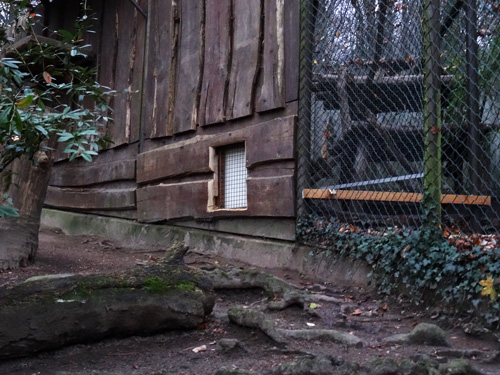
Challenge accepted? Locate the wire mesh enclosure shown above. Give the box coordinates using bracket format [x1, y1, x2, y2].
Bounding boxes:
[298, 0, 500, 238]
[218, 144, 248, 210]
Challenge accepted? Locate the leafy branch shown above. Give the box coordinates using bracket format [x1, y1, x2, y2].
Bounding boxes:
[0, 0, 115, 217]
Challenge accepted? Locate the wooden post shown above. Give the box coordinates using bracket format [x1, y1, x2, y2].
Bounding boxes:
[421, 0, 442, 233]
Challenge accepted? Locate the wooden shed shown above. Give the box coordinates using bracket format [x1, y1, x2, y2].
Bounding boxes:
[41, 0, 301, 241]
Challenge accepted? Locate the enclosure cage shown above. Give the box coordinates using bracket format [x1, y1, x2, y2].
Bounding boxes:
[297, 0, 500, 239]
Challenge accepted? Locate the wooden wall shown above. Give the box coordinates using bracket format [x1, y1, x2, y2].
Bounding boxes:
[46, 0, 300, 237]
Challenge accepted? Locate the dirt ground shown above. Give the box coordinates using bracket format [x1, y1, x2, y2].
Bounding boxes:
[0, 227, 500, 375]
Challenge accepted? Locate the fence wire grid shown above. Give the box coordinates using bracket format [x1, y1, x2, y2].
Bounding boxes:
[298, 0, 500, 239]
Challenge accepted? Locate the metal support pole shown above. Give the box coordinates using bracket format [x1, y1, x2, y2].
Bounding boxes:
[422, 0, 442, 233]
[465, 0, 486, 231]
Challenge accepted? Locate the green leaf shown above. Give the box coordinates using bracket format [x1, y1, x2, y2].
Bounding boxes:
[81, 152, 92, 162]
[34, 125, 48, 136]
[38, 99, 46, 111]
[57, 133, 75, 142]
[57, 29, 75, 41]
[16, 95, 34, 109]
[0, 206, 20, 218]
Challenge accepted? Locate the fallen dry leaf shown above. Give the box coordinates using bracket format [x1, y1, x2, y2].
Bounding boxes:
[351, 309, 363, 316]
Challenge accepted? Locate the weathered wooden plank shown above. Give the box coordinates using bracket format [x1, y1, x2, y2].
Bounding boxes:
[137, 136, 211, 184]
[226, 0, 261, 120]
[302, 189, 492, 206]
[172, 0, 204, 134]
[137, 174, 295, 223]
[246, 176, 295, 217]
[129, 0, 148, 143]
[85, 0, 104, 56]
[245, 115, 295, 168]
[256, 0, 285, 112]
[45, 187, 136, 210]
[50, 159, 136, 187]
[137, 115, 296, 184]
[137, 181, 208, 222]
[112, 0, 138, 146]
[143, 0, 174, 139]
[284, 0, 300, 102]
[98, 0, 119, 142]
[199, 0, 231, 126]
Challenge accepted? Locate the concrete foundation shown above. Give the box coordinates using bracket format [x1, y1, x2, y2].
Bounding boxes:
[41, 209, 371, 288]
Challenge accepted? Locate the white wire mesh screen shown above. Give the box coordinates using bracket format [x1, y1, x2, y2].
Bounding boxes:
[222, 144, 247, 209]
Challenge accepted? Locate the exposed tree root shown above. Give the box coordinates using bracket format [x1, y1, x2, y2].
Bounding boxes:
[227, 307, 365, 347]
[200, 266, 343, 314]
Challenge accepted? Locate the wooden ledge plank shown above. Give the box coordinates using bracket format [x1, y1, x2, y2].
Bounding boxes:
[302, 189, 491, 206]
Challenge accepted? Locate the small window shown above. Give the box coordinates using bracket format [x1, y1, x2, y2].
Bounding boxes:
[211, 143, 247, 210]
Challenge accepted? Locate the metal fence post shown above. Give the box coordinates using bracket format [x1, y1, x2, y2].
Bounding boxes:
[422, 0, 442, 233]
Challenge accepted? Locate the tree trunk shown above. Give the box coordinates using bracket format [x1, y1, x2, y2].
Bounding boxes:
[0, 151, 54, 269]
[0, 262, 215, 359]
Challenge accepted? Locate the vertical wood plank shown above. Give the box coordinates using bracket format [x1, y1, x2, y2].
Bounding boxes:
[143, 0, 173, 139]
[256, 0, 285, 112]
[284, 0, 299, 103]
[98, 0, 119, 144]
[226, 0, 261, 120]
[128, 0, 148, 143]
[85, 0, 104, 57]
[172, 0, 204, 134]
[199, 0, 231, 126]
[112, 0, 136, 146]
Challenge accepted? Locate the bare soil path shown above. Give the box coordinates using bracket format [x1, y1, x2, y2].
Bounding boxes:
[0, 227, 499, 374]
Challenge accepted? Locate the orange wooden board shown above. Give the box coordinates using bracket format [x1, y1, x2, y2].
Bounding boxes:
[302, 189, 491, 206]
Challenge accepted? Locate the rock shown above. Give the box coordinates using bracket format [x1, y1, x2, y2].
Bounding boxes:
[367, 358, 400, 375]
[485, 350, 500, 363]
[0, 263, 215, 359]
[438, 359, 484, 375]
[268, 355, 336, 375]
[218, 338, 241, 352]
[383, 323, 450, 347]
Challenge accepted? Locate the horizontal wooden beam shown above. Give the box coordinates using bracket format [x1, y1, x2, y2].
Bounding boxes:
[302, 189, 491, 206]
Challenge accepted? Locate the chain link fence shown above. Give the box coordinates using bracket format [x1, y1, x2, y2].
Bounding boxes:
[298, 0, 500, 240]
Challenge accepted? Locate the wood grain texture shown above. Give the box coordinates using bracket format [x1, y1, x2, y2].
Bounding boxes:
[143, 0, 174, 139]
[246, 176, 295, 216]
[172, 0, 204, 134]
[137, 136, 211, 184]
[256, 0, 285, 112]
[245, 115, 295, 168]
[199, 0, 231, 126]
[137, 175, 295, 222]
[112, 0, 146, 145]
[226, 0, 261, 120]
[137, 115, 296, 184]
[50, 159, 136, 187]
[45, 187, 136, 210]
[284, 0, 299, 102]
[137, 181, 208, 222]
[302, 189, 492, 205]
[98, 0, 119, 145]
[129, 0, 148, 143]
